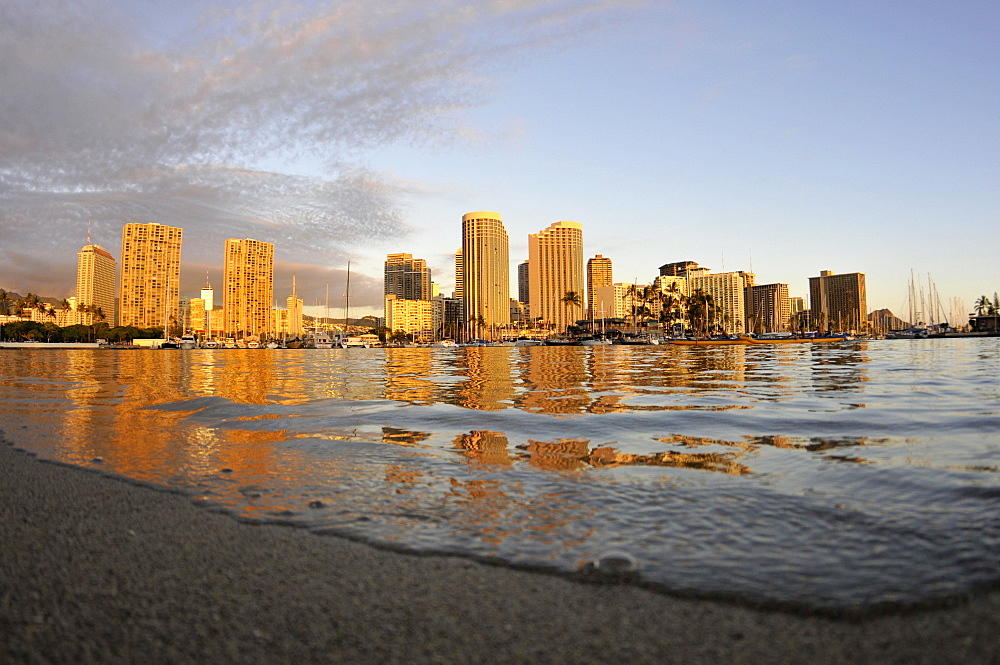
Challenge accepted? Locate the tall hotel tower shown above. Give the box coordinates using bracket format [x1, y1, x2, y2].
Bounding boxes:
[223, 238, 274, 339]
[384, 253, 431, 300]
[809, 270, 867, 333]
[586, 254, 612, 320]
[528, 221, 584, 331]
[76, 243, 117, 324]
[461, 211, 509, 338]
[119, 223, 183, 329]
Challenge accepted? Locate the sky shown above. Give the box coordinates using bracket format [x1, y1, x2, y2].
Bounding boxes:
[2, 0, 998, 321]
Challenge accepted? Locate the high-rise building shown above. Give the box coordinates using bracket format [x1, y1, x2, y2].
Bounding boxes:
[285, 292, 304, 337]
[454, 248, 464, 300]
[461, 211, 509, 339]
[659, 260, 701, 277]
[384, 253, 431, 301]
[118, 223, 183, 329]
[517, 260, 530, 304]
[528, 221, 584, 332]
[746, 283, 790, 334]
[809, 270, 868, 333]
[689, 271, 755, 333]
[586, 254, 612, 320]
[223, 238, 274, 339]
[76, 243, 116, 325]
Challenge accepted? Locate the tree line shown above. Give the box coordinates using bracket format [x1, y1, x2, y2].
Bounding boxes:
[0, 289, 162, 343]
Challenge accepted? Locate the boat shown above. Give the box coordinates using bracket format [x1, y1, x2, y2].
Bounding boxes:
[246, 340, 261, 349]
[739, 334, 851, 344]
[203, 340, 219, 349]
[265, 341, 280, 349]
[179, 334, 197, 350]
[544, 337, 579, 346]
[160, 339, 179, 350]
[309, 332, 335, 349]
[663, 336, 747, 346]
[513, 338, 544, 347]
[431, 339, 458, 348]
[339, 336, 370, 349]
[578, 336, 612, 346]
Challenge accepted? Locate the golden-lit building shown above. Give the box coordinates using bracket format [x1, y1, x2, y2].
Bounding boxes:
[75, 244, 116, 325]
[592, 282, 637, 320]
[285, 292, 304, 337]
[189, 297, 207, 334]
[384, 253, 431, 301]
[809, 270, 868, 333]
[223, 238, 274, 339]
[528, 221, 584, 331]
[385, 294, 435, 342]
[586, 254, 612, 320]
[745, 283, 790, 333]
[118, 223, 183, 329]
[461, 212, 509, 339]
[689, 271, 755, 333]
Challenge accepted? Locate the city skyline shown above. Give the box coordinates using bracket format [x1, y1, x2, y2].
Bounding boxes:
[1, 2, 997, 316]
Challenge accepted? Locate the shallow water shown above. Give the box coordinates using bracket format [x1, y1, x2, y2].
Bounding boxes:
[1, 339, 998, 611]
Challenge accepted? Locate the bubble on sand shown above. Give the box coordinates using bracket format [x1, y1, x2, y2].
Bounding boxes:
[594, 550, 639, 575]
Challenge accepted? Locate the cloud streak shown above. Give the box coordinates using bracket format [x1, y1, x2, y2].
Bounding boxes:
[0, 0, 635, 306]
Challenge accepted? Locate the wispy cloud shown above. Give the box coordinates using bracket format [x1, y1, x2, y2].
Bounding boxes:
[0, 0, 635, 304]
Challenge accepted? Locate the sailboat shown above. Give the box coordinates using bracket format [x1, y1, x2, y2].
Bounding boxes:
[338, 261, 370, 348]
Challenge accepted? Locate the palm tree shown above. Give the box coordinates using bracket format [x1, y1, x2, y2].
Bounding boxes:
[974, 295, 991, 316]
[561, 290, 583, 332]
[687, 289, 715, 335]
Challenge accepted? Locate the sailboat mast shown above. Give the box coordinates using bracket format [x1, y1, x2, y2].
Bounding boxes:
[344, 261, 351, 333]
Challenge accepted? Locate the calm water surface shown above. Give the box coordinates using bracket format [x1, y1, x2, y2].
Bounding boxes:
[1, 340, 998, 611]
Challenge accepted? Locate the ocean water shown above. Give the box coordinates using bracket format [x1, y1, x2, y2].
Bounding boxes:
[1, 339, 998, 612]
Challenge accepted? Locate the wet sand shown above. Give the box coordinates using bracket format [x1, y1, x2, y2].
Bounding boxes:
[2, 440, 997, 664]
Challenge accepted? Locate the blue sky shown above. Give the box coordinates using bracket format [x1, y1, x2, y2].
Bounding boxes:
[2, 1, 997, 321]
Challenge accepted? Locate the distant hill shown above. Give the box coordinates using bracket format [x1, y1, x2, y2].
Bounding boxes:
[869, 308, 908, 331]
[0, 290, 64, 306]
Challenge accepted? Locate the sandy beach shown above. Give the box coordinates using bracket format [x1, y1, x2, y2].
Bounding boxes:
[1, 440, 997, 664]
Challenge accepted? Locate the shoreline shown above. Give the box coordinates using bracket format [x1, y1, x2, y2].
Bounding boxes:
[2, 440, 998, 664]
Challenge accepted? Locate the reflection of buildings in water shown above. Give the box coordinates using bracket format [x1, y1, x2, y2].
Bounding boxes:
[515, 436, 753, 475]
[807, 345, 870, 392]
[382, 348, 439, 404]
[59, 350, 118, 460]
[384, 464, 425, 492]
[454, 430, 512, 466]
[515, 346, 591, 415]
[587, 444, 751, 475]
[458, 347, 516, 411]
[749, 434, 872, 462]
[381, 426, 433, 447]
[210, 351, 278, 404]
[672, 345, 747, 386]
[515, 439, 591, 471]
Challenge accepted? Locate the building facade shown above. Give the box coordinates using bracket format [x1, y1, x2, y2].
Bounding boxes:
[118, 223, 183, 330]
[528, 221, 584, 332]
[384, 294, 435, 342]
[76, 244, 117, 325]
[808, 270, 868, 333]
[746, 283, 790, 334]
[384, 253, 432, 301]
[689, 271, 755, 333]
[222, 238, 274, 339]
[517, 260, 530, 305]
[586, 254, 613, 320]
[461, 212, 510, 339]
